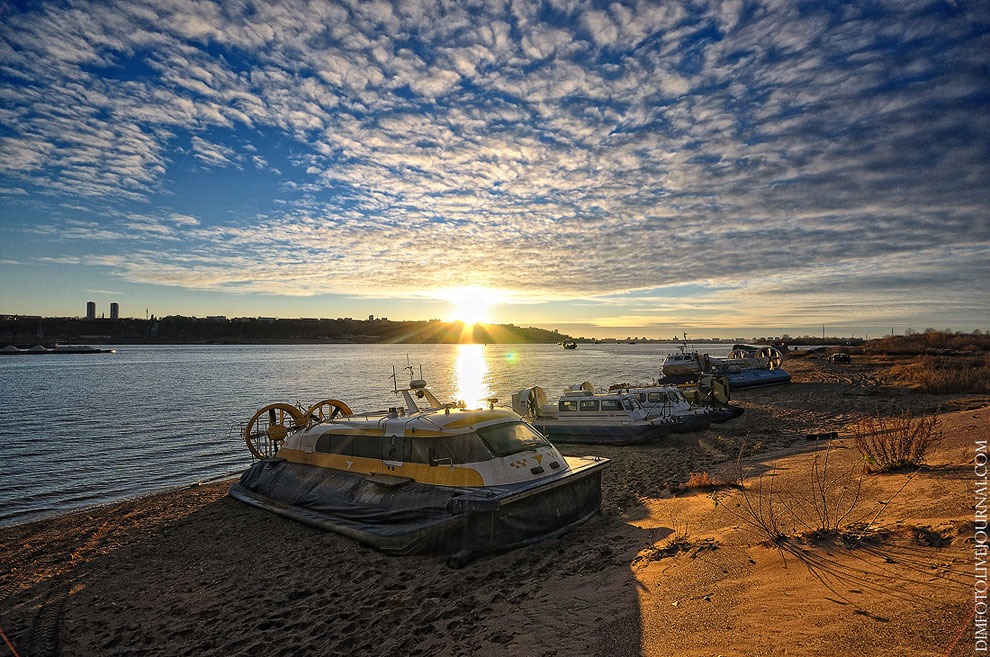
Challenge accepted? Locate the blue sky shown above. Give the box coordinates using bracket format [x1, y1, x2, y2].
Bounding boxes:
[0, 0, 987, 338]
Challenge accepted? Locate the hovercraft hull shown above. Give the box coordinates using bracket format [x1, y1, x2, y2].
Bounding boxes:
[709, 405, 745, 422]
[724, 368, 791, 389]
[531, 420, 675, 445]
[660, 369, 791, 389]
[666, 413, 712, 433]
[230, 456, 607, 556]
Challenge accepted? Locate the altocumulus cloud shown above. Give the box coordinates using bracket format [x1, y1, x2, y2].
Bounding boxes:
[0, 0, 988, 327]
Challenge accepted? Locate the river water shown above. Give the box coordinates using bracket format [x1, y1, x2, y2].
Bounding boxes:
[0, 342, 736, 526]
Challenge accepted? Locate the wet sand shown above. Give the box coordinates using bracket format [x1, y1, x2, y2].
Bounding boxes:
[1, 354, 983, 656]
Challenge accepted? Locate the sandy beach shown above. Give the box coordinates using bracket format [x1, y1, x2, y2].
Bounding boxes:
[1, 353, 983, 657]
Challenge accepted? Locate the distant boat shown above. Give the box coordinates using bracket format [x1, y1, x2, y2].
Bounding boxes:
[559, 339, 577, 350]
[0, 343, 115, 355]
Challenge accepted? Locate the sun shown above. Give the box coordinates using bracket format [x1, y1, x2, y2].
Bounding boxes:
[438, 286, 504, 325]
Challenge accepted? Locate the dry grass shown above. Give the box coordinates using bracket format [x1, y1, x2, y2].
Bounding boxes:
[683, 471, 720, 490]
[634, 513, 722, 564]
[884, 354, 990, 393]
[681, 453, 746, 491]
[852, 411, 943, 473]
[862, 330, 990, 355]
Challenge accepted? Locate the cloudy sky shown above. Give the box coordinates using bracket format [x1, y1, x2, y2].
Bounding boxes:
[1, 0, 987, 338]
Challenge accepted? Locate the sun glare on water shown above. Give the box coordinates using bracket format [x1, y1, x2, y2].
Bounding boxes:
[439, 286, 504, 325]
[455, 344, 492, 409]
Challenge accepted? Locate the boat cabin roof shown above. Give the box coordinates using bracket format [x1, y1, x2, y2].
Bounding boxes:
[323, 406, 523, 436]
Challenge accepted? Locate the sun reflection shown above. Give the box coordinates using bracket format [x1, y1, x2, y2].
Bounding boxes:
[454, 344, 491, 409]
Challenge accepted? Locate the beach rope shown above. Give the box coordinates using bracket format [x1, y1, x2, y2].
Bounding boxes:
[0, 624, 22, 657]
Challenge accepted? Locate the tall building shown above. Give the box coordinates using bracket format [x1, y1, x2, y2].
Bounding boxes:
[110, 302, 119, 320]
[86, 301, 96, 320]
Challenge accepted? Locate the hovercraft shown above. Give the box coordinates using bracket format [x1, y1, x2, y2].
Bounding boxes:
[229, 373, 609, 557]
[511, 384, 679, 445]
[608, 376, 745, 427]
[659, 345, 791, 389]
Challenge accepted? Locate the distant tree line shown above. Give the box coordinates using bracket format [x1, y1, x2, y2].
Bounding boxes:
[0, 316, 568, 345]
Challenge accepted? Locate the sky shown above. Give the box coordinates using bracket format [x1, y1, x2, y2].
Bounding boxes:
[0, 0, 988, 339]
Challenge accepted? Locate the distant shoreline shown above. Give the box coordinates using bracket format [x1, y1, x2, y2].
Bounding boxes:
[0, 338, 836, 347]
[2, 315, 868, 347]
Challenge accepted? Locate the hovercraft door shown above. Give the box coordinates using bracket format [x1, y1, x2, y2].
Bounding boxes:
[382, 435, 411, 472]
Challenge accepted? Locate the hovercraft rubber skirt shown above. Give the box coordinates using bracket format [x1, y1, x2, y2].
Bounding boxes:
[230, 458, 605, 556]
[724, 369, 792, 389]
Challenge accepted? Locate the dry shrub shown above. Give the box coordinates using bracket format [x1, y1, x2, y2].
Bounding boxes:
[712, 440, 870, 544]
[712, 464, 788, 543]
[779, 442, 864, 538]
[852, 411, 943, 472]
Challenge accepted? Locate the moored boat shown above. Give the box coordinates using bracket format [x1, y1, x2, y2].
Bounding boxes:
[511, 384, 679, 444]
[659, 345, 790, 389]
[608, 378, 745, 427]
[229, 373, 609, 558]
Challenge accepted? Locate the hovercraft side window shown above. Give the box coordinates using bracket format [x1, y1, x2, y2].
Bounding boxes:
[559, 400, 578, 412]
[314, 433, 382, 459]
[600, 399, 621, 411]
[316, 432, 494, 464]
[353, 437, 381, 459]
[409, 435, 493, 464]
[579, 400, 600, 411]
[315, 433, 354, 455]
[476, 421, 551, 457]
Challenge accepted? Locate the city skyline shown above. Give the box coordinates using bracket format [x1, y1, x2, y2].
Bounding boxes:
[1, 1, 988, 339]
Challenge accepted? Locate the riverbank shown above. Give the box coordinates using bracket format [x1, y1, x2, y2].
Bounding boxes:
[0, 353, 982, 656]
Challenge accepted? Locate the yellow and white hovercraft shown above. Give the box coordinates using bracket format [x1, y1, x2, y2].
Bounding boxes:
[229, 372, 609, 558]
